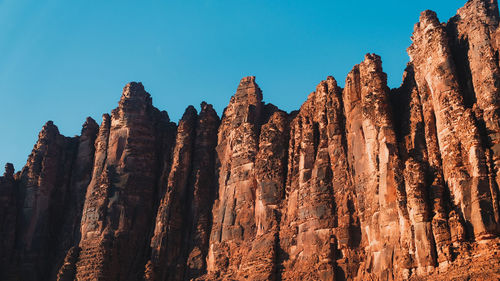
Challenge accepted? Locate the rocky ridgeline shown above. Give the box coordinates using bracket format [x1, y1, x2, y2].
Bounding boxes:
[1, 0, 500, 280]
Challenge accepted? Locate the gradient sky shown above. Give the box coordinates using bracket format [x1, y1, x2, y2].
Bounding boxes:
[1, 0, 465, 171]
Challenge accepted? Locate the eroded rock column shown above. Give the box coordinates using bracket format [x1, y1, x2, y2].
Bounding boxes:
[207, 76, 263, 279]
[409, 10, 498, 239]
[76, 83, 172, 281]
[343, 54, 410, 280]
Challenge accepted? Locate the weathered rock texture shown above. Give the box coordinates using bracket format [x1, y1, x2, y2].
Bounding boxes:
[75, 83, 176, 281]
[146, 103, 220, 281]
[1, 0, 500, 280]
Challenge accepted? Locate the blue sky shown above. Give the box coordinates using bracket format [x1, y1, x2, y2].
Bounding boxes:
[1, 0, 465, 171]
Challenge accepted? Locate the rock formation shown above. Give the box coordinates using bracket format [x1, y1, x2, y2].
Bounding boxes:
[13, 121, 80, 280]
[75, 83, 175, 281]
[146, 103, 219, 281]
[343, 54, 412, 280]
[0, 163, 18, 279]
[1, 0, 500, 280]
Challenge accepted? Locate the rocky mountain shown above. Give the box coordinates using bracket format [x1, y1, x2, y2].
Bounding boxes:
[1, 0, 499, 280]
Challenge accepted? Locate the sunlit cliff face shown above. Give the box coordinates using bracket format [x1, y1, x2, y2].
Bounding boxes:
[1, 1, 500, 280]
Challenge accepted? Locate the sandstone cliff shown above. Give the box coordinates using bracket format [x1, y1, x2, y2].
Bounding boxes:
[1, 0, 499, 280]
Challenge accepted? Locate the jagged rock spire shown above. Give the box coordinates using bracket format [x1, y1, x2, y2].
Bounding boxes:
[1, 1, 500, 280]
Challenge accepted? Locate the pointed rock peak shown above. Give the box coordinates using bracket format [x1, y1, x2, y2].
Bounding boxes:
[200, 102, 216, 115]
[96, 114, 112, 132]
[362, 53, 384, 72]
[159, 110, 171, 123]
[199, 102, 220, 123]
[200, 101, 211, 112]
[84, 116, 97, 125]
[181, 105, 198, 121]
[81, 117, 99, 136]
[326, 75, 338, 88]
[235, 76, 263, 102]
[316, 76, 339, 94]
[101, 114, 111, 126]
[347, 55, 384, 79]
[40, 120, 60, 137]
[4, 163, 14, 178]
[102, 113, 110, 121]
[120, 82, 152, 105]
[122, 81, 145, 97]
[44, 120, 56, 129]
[417, 10, 441, 29]
[239, 76, 256, 85]
[344, 54, 389, 103]
[222, 76, 263, 126]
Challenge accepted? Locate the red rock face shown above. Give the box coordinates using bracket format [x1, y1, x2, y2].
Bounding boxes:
[146, 103, 220, 281]
[206, 76, 268, 279]
[55, 118, 99, 280]
[182, 102, 220, 280]
[75, 83, 176, 281]
[2, 1, 500, 280]
[12, 121, 81, 281]
[280, 77, 345, 281]
[342, 55, 411, 280]
[408, 8, 498, 241]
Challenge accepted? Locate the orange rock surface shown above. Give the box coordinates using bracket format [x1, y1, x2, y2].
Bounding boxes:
[0, 0, 499, 280]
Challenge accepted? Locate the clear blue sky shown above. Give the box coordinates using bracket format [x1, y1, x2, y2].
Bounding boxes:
[1, 0, 465, 171]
